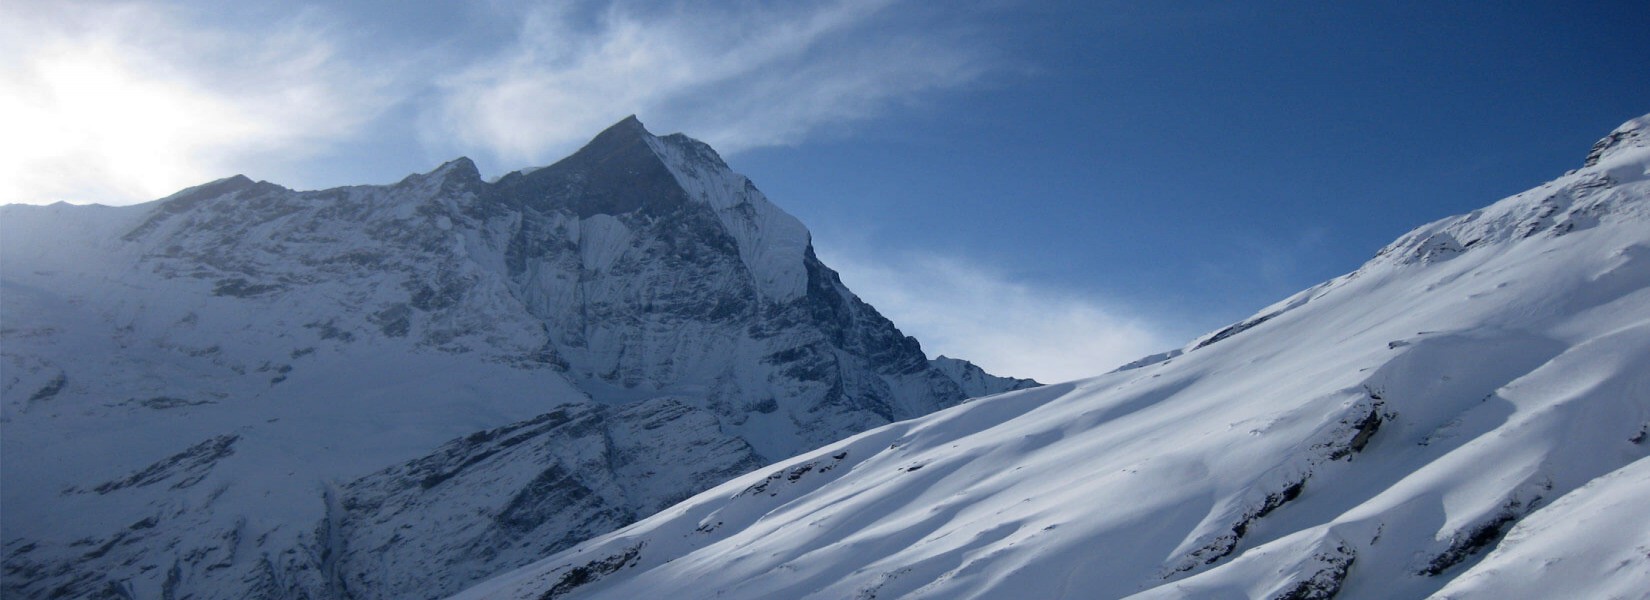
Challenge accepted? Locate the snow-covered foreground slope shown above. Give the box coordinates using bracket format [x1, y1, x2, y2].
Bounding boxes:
[452, 116, 1650, 600]
[0, 117, 1032, 599]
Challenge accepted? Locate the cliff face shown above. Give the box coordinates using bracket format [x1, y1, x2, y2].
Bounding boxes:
[0, 117, 1032, 600]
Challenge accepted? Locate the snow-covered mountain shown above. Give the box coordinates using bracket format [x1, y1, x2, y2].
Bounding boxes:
[0, 116, 1034, 599]
[449, 115, 1650, 600]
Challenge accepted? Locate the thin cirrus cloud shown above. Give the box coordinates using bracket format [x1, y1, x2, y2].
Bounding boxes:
[426, 0, 997, 168]
[0, 2, 397, 206]
[819, 249, 1177, 383]
[2, 0, 997, 205]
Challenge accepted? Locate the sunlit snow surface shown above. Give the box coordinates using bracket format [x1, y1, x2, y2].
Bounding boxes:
[453, 116, 1650, 600]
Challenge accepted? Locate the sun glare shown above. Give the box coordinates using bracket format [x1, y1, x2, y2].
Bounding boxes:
[0, 43, 262, 205]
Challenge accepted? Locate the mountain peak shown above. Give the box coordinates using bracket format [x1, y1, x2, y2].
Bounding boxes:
[494, 116, 684, 218]
[169, 174, 256, 200]
[579, 115, 658, 162]
[588, 114, 653, 146]
[392, 156, 484, 194]
[432, 156, 481, 183]
[439, 156, 477, 173]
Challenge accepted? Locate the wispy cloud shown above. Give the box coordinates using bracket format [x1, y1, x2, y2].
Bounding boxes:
[1, 1, 1001, 204]
[820, 249, 1176, 383]
[428, 0, 997, 166]
[0, 2, 397, 205]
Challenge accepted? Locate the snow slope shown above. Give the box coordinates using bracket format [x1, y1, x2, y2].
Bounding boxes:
[0, 117, 1032, 599]
[451, 115, 1650, 600]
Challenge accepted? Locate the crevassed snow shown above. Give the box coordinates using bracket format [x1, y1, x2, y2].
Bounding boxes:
[449, 115, 1650, 600]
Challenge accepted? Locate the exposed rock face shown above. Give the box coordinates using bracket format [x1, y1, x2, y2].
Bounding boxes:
[0, 117, 1033, 599]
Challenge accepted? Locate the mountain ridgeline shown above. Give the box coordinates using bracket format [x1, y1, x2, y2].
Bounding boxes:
[448, 116, 1650, 600]
[0, 117, 1034, 599]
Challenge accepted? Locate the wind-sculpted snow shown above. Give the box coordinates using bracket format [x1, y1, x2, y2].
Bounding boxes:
[451, 115, 1650, 600]
[1429, 456, 1650, 599]
[0, 117, 1029, 599]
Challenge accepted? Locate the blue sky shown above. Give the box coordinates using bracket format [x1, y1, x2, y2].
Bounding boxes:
[4, 0, 1647, 381]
